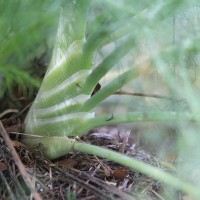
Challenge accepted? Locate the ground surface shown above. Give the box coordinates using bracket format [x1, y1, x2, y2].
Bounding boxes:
[0, 108, 166, 200]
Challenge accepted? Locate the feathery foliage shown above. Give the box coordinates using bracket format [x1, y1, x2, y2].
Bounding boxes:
[0, 0, 60, 99]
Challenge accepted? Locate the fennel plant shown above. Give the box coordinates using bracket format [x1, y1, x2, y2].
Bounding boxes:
[22, 0, 200, 199]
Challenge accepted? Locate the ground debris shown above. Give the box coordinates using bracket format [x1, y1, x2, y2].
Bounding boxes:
[0, 125, 165, 200]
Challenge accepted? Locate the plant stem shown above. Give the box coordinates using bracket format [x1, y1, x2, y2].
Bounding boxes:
[73, 141, 200, 199]
[77, 111, 197, 135]
[83, 35, 136, 94]
[82, 67, 140, 111]
[21, 134, 200, 199]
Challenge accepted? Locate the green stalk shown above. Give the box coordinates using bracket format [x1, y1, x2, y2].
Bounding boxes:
[73, 142, 200, 199]
[25, 35, 200, 136]
[25, 111, 198, 138]
[83, 0, 188, 95]
[21, 135, 200, 199]
[83, 35, 136, 94]
[84, 111, 195, 131]
[82, 67, 140, 111]
[74, 111, 197, 136]
[83, 34, 200, 112]
[59, 110, 198, 139]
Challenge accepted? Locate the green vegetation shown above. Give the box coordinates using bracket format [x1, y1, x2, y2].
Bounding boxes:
[0, 0, 59, 99]
[1, 0, 200, 199]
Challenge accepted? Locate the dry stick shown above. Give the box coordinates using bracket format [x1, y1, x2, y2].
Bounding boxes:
[70, 168, 136, 200]
[114, 90, 172, 100]
[0, 121, 42, 200]
[54, 166, 110, 199]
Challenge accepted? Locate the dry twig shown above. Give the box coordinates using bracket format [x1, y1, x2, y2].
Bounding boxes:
[0, 121, 42, 200]
[114, 90, 171, 100]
